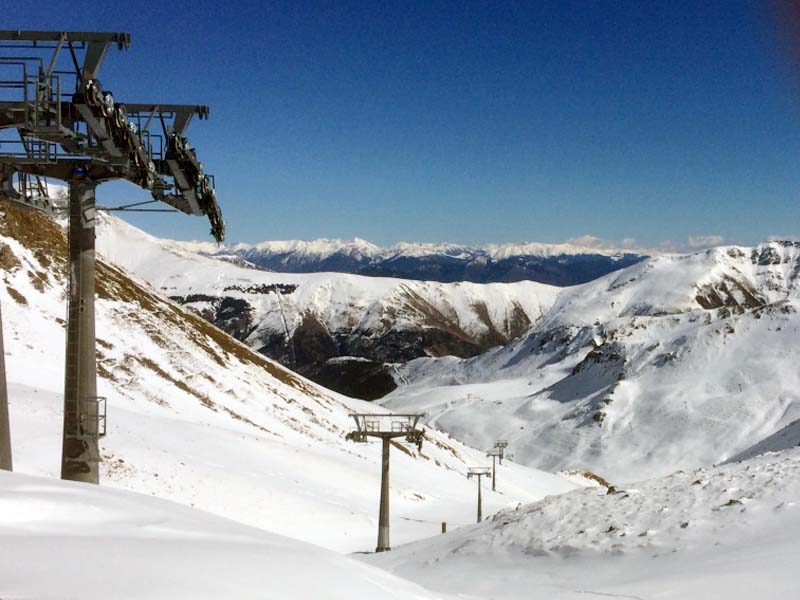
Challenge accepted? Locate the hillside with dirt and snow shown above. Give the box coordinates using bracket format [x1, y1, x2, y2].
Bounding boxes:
[179, 236, 647, 286]
[0, 199, 576, 553]
[381, 244, 800, 482]
[95, 214, 560, 399]
[366, 447, 800, 599]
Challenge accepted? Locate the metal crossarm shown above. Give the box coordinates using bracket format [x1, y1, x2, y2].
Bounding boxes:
[0, 31, 130, 46]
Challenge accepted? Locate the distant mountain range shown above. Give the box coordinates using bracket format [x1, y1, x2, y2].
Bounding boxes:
[179, 238, 648, 286]
[96, 217, 560, 399]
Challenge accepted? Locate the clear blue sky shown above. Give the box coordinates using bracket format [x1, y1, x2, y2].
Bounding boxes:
[19, 0, 800, 248]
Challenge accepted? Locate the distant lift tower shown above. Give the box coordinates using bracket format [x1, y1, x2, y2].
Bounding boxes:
[467, 466, 492, 523]
[494, 440, 508, 464]
[346, 413, 424, 552]
[0, 31, 224, 483]
[486, 448, 502, 492]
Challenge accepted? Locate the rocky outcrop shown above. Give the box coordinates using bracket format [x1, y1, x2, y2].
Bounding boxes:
[169, 294, 521, 399]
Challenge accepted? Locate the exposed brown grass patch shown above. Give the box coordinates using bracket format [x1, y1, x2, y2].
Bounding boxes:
[0, 244, 20, 271]
[430, 436, 461, 459]
[6, 285, 27, 305]
[27, 269, 48, 292]
[135, 356, 216, 409]
[0, 200, 67, 268]
[96, 338, 114, 350]
[390, 440, 414, 457]
[220, 406, 278, 436]
[470, 301, 506, 347]
[563, 468, 613, 489]
[397, 286, 472, 343]
[0, 198, 327, 408]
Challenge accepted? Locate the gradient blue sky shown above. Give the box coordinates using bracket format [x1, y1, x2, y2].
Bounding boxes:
[19, 1, 800, 247]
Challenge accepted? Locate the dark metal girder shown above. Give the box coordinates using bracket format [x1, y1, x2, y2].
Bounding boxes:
[13, 103, 214, 146]
[122, 104, 209, 118]
[73, 103, 124, 159]
[6, 159, 129, 183]
[0, 31, 130, 48]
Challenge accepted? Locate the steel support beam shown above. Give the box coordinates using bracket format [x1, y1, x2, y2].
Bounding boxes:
[0, 298, 11, 471]
[376, 437, 391, 552]
[477, 475, 483, 522]
[122, 104, 209, 119]
[60, 179, 99, 483]
[468, 468, 491, 523]
[0, 31, 129, 45]
[81, 41, 109, 81]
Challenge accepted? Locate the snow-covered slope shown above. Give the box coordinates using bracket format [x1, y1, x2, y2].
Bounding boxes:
[0, 200, 576, 553]
[729, 418, 800, 462]
[179, 236, 647, 286]
[98, 215, 557, 347]
[96, 214, 560, 398]
[382, 244, 800, 482]
[366, 448, 800, 599]
[0, 470, 445, 600]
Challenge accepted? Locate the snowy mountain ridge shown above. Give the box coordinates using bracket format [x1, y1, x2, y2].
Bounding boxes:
[382, 241, 800, 482]
[180, 236, 645, 261]
[177, 236, 648, 286]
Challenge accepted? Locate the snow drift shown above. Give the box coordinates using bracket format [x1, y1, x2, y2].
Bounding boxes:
[367, 447, 800, 600]
[0, 470, 446, 600]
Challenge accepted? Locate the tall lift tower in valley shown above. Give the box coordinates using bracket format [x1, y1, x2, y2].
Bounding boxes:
[467, 466, 492, 523]
[0, 31, 224, 483]
[346, 413, 424, 552]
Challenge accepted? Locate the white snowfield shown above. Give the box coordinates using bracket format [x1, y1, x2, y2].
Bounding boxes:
[383, 243, 800, 482]
[96, 214, 560, 348]
[0, 470, 447, 600]
[367, 448, 800, 599]
[0, 202, 576, 556]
